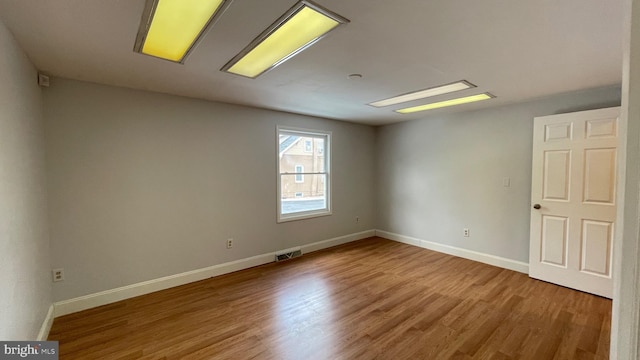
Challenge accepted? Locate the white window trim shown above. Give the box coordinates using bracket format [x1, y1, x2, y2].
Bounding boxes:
[304, 140, 312, 153]
[294, 165, 304, 183]
[277, 126, 331, 223]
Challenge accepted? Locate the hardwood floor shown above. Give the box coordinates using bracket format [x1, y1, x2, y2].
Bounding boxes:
[48, 237, 611, 359]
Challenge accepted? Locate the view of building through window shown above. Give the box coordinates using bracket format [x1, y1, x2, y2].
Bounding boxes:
[278, 128, 330, 220]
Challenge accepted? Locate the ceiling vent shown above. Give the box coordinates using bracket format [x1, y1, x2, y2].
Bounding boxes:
[37, 73, 50, 87]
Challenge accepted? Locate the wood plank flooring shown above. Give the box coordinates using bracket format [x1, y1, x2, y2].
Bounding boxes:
[48, 237, 611, 359]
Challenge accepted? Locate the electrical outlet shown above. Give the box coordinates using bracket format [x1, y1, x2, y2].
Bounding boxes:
[356, 216, 360, 223]
[52, 268, 64, 282]
[227, 238, 233, 249]
[463, 228, 470, 237]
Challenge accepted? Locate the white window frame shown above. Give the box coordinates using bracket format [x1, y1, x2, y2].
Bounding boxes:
[294, 165, 304, 183]
[277, 126, 331, 223]
[304, 140, 312, 152]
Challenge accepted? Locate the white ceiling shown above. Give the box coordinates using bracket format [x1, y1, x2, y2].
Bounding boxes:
[0, 0, 623, 125]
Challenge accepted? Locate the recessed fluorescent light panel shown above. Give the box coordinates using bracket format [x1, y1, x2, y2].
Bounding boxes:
[221, 0, 349, 78]
[396, 93, 495, 114]
[134, 0, 232, 63]
[369, 81, 476, 107]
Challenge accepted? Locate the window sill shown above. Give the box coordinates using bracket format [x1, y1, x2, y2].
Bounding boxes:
[277, 210, 332, 223]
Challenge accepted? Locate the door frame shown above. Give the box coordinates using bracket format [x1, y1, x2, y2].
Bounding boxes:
[611, 0, 640, 357]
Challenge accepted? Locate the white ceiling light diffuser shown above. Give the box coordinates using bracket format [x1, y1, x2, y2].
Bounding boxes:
[369, 80, 476, 107]
[395, 93, 495, 114]
[133, 0, 233, 63]
[221, 0, 349, 78]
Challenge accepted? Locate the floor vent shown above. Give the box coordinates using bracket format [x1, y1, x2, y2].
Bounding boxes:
[275, 249, 303, 262]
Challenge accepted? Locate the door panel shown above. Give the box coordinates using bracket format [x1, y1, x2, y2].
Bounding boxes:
[543, 151, 571, 201]
[530, 107, 620, 298]
[583, 148, 616, 204]
[545, 122, 573, 141]
[580, 220, 613, 276]
[541, 215, 568, 266]
[586, 118, 617, 138]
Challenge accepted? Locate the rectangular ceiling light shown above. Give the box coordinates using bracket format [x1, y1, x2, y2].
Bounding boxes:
[396, 93, 495, 114]
[369, 81, 476, 107]
[134, 0, 232, 63]
[221, 0, 349, 78]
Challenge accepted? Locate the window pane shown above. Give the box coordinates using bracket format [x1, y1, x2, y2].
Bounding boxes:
[279, 135, 326, 174]
[294, 165, 304, 182]
[280, 174, 327, 215]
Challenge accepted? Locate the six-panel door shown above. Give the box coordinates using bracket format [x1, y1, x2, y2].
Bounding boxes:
[529, 107, 620, 298]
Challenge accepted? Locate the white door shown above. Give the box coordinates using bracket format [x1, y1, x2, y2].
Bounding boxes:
[529, 107, 620, 298]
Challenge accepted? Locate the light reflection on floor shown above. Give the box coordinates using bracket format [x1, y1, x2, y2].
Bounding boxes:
[271, 274, 338, 360]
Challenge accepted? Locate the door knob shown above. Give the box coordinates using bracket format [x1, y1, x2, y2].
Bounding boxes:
[533, 204, 541, 209]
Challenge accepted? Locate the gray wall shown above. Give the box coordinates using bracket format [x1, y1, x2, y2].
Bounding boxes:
[44, 78, 376, 302]
[0, 21, 51, 339]
[375, 86, 621, 263]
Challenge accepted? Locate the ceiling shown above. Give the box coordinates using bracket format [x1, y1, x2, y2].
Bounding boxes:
[0, 0, 623, 125]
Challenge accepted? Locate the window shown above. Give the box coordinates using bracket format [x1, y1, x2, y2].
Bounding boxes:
[277, 127, 331, 222]
[295, 165, 304, 183]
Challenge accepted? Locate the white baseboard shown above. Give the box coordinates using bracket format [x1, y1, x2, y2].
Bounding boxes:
[302, 229, 375, 253]
[375, 230, 529, 274]
[54, 230, 376, 317]
[37, 304, 54, 341]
